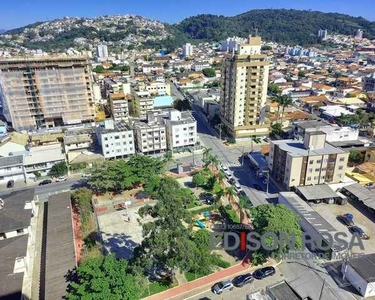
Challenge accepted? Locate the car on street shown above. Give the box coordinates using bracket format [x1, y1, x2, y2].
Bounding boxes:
[252, 183, 262, 191]
[221, 165, 229, 172]
[56, 176, 67, 182]
[232, 273, 254, 287]
[234, 182, 243, 193]
[211, 280, 234, 294]
[38, 179, 52, 186]
[253, 266, 276, 280]
[337, 214, 354, 227]
[349, 226, 370, 240]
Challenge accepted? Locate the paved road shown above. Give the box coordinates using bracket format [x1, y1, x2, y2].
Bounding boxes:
[0, 177, 86, 199]
[185, 268, 283, 300]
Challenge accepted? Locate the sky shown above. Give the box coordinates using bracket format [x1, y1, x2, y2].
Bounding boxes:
[1, 0, 375, 30]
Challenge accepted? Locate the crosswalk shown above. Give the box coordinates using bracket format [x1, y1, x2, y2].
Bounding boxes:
[221, 161, 243, 169]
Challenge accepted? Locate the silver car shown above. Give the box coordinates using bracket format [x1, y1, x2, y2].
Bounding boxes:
[211, 280, 234, 294]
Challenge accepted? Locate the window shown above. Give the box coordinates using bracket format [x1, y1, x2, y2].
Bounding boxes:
[307, 177, 311, 181]
[104, 137, 108, 141]
[314, 176, 318, 180]
[308, 168, 313, 173]
[17, 229, 24, 234]
[315, 168, 320, 172]
[317, 160, 322, 164]
[309, 160, 314, 164]
[114, 136, 119, 139]
[339, 157, 345, 162]
[338, 166, 344, 170]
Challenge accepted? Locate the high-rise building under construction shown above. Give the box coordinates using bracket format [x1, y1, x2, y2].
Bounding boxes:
[0, 56, 95, 131]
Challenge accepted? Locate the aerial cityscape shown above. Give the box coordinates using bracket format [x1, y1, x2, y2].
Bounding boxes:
[2, 2, 375, 300]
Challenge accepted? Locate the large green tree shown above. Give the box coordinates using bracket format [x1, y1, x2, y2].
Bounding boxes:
[67, 255, 144, 300]
[250, 204, 302, 264]
[49, 161, 68, 177]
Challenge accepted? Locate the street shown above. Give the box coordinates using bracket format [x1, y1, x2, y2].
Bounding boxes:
[170, 82, 278, 206]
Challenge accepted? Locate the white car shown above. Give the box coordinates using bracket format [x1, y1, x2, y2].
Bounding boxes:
[234, 182, 243, 193]
[56, 176, 67, 182]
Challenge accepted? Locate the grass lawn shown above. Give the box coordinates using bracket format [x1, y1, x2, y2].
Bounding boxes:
[185, 271, 211, 282]
[226, 207, 240, 223]
[141, 279, 176, 297]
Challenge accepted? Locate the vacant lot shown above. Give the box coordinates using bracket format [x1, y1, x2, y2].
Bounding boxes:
[314, 201, 375, 254]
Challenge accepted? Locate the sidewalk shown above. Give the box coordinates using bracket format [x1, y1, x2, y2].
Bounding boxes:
[143, 259, 276, 300]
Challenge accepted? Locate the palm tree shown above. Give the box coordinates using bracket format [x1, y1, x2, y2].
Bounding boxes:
[216, 170, 225, 184]
[210, 155, 220, 171]
[202, 147, 212, 166]
[214, 188, 224, 205]
[271, 94, 283, 122]
[279, 95, 293, 124]
[225, 186, 236, 203]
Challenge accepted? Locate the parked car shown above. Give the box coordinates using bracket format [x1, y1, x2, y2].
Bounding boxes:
[232, 273, 254, 287]
[252, 184, 262, 191]
[6, 180, 14, 188]
[221, 166, 229, 172]
[56, 176, 67, 182]
[38, 179, 52, 186]
[337, 214, 354, 227]
[211, 280, 234, 295]
[349, 226, 370, 240]
[228, 178, 236, 184]
[81, 173, 91, 178]
[234, 182, 243, 193]
[253, 266, 276, 280]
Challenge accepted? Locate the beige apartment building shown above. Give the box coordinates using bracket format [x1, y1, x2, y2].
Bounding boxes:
[0, 56, 94, 131]
[268, 131, 349, 189]
[108, 93, 129, 121]
[220, 36, 269, 138]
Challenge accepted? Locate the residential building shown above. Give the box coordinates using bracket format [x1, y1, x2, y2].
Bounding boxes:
[96, 44, 108, 61]
[183, 43, 194, 57]
[342, 253, 375, 298]
[269, 131, 349, 189]
[131, 91, 154, 119]
[144, 82, 171, 96]
[0, 56, 95, 131]
[0, 132, 28, 157]
[355, 29, 363, 39]
[220, 36, 247, 52]
[149, 109, 197, 150]
[192, 62, 211, 72]
[23, 143, 66, 178]
[96, 119, 135, 159]
[133, 120, 167, 154]
[0, 155, 26, 185]
[0, 189, 35, 300]
[0, 120, 7, 135]
[318, 29, 328, 40]
[363, 73, 375, 92]
[292, 120, 359, 142]
[109, 93, 129, 121]
[63, 128, 94, 155]
[142, 64, 163, 74]
[220, 35, 270, 138]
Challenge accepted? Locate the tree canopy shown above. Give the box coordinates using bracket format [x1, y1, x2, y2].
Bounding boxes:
[49, 161, 68, 178]
[250, 204, 302, 264]
[67, 255, 144, 300]
[202, 68, 216, 78]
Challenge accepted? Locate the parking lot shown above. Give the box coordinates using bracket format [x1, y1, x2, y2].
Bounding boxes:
[313, 201, 375, 254]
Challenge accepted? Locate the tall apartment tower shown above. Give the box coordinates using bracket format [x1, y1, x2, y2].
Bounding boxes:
[0, 56, 95, 131]
[183, 43, 193, 57]
[96, 44, 109, 61]
[318, 29, 328, 40]
[220, 36, 269, 138]
[355, 29, 363, 39]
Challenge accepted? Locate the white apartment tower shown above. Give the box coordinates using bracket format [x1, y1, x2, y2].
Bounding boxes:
[96, 44, 109, 61]
[183, 43, 194, 57]
[220, 36, 269, 138]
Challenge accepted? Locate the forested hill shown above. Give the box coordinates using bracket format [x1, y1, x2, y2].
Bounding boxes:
[1, 9, 375, 52]
[176, 9, 375, 45]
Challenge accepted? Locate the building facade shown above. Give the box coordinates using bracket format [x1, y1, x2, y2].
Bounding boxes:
[0, 155, 26, 185]
[220, 36, 270, 138]
[0, 56, 95, 131]
[133, 121, 167, 154]
[96, 119, 135, 159]
[269, 131, 349, 189]
[150, 109, 197, 150]
[183, 43, 193, 57]
[109, 93, 129, 121]
[363, 73, 375, 92]
[96, 44, 108, 61]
